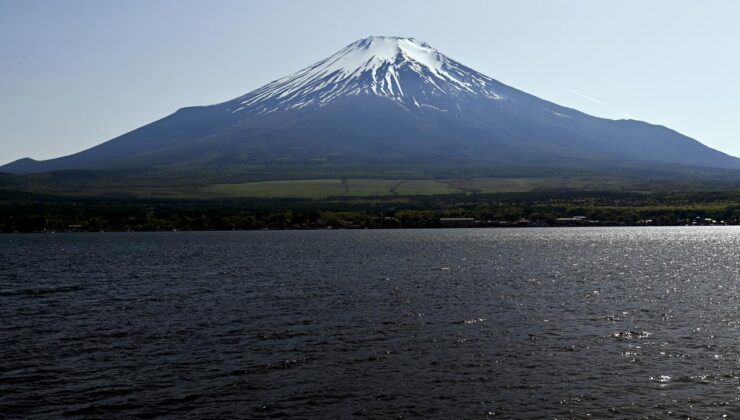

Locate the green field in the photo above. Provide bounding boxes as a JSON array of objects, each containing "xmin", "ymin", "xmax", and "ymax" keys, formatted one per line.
[
  {"xmin": 199, "ymin": 176, "xmax": 667, "ymax": 199},
  {"xmin": 1, "ymin": 170, "xmax": 726, "ymax": 200},
  {"xmin": 204, "ymin": 179, "xmax": 347, "ymax": 199},
  {"xmin": 202, "ymin": 178, "xmax": 466, "ymax": 198}
]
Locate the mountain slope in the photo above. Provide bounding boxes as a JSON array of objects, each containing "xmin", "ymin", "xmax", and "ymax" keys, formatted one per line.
[{"xmin": 3, "ymin": 36, "xmax": 739, "ymax": 174}]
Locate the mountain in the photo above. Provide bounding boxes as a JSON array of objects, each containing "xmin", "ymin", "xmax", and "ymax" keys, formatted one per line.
[{"xmin": 3, "ymin": 36, "xmax": 739, "ymax": 175}]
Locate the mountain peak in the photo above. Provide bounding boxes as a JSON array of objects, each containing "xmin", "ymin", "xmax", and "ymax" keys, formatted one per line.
[
  {"xmin": 229, "ymin": 36, "xmax": 502, "ymax": 115},
  {"xmin": 354, "ymin": 35, "xmax": 423, "ymax": 43},
  {"xmin": 338, "ymin": 36, "xmax": 442, "ymax": 74},
  {"xmin": 348, "ymin": 35, "xmax": 431, "ymax": 56}
]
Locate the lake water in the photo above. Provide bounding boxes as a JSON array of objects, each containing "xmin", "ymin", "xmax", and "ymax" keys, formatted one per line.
[{"xmin": 2, "ymin": 228, "xmax": 740, "ymax": 418}]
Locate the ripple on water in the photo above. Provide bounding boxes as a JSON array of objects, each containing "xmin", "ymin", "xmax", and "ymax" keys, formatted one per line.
[{"xmin": 2, "ymin": 227, "xmax": 740, "ymax": 418}]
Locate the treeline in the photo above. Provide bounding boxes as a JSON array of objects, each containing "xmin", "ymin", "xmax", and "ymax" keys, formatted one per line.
[{"xmin": 3, "ymin": 191, "xmax": 740, "ymax": 232}]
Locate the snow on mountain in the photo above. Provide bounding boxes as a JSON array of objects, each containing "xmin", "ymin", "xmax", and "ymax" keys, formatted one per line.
[{"xmin": 228, "ymin": 36, "xmax": 505, "ymax": 115}]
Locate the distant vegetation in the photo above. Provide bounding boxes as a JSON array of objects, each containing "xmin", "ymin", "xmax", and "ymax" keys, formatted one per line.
[{"xmin": 3, "ymin": 186, "xmax": 740, "ymax": 232}]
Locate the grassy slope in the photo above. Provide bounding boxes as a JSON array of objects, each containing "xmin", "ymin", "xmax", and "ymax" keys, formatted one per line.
[
  {"xmin": 199, "ymin": 176, "xmax": 716, "ymax": 199},
  {"xmin": 2, "ymin": 168, "xmax": 737, "ymax": 199},
  {"xmin": 202, "ymin": 178, "xmax": 461, "ymax": 198}
]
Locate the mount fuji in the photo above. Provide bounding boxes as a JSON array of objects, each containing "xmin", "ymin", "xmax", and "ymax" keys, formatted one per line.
[{"xmin": 3, "ymin": 36, "xmax": 739, "ymax": 174}]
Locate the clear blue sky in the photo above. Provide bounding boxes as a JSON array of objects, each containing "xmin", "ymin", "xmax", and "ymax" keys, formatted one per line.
[{"xmin": 1, "ymin": 0, "xmax": 739, "ymax": 165}]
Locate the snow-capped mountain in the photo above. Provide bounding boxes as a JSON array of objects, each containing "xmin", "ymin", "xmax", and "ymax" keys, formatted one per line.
[
  {"xmin": 3, "ymin": 36, "xmax": 740, "ymax": 174},
  {"xmin": 229, "ymin": 36, "xmax": 504, "ymax": 115}
]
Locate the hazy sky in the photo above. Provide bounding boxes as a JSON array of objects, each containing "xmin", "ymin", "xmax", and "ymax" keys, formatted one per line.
[{"xmin": 1, "ymin": 0, "xmax": 739, "ymax": 165}]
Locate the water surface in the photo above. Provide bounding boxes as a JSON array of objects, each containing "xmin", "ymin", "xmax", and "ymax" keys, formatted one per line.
[{"xmin": 2, "ymin": 228, "xmax": 740, "ymax": 418}]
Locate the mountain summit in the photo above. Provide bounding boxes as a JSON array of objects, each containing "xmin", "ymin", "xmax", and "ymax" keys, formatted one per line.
[
  {"xmin": 3, "ymin": 36, "xmax": 739, "ymax": 174},
  {"xmin": 232, "ymin": 36, "xmax": 504, "ymax": 115}
]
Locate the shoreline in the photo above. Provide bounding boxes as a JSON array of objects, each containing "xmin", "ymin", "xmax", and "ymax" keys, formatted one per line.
[{"xmin": 3, "ymin": 224, "xmax": 737, "ymax": 234}]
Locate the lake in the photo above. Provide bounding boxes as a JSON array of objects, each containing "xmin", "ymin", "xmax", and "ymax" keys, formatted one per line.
[{"xmin": 2, "ymin": 228, "xmax": 740, "ymax": 418}]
